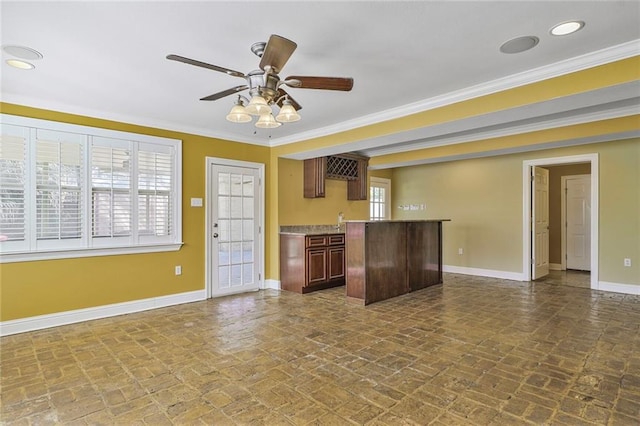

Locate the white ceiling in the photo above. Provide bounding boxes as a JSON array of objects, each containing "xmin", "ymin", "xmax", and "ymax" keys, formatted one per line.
[{"xmin": 2, "ymin": 1, "xmax": 639, "ymax": 162}]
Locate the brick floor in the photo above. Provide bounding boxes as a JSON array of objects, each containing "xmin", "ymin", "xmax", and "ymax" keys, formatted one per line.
[{"xmin": 1, "ymin": 272, "xmax": 639, "ymax": 425}]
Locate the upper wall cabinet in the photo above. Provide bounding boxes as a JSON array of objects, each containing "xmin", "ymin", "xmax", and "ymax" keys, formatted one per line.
[{"xmin": 304, "ymin": 153, "xmax": 369, "ymax": 200}]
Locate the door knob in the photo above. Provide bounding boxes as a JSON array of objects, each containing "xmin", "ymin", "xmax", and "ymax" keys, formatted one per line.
[{"xmin": 213, "ymin": 233, "xmax": 219, "ymax": 238}]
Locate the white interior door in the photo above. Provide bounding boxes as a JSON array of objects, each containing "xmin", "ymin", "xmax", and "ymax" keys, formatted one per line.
[
  {"xmin": 566, "ymin": 175, "xmax": 591, "ymax": 271},
  {"xmin": 210, "ymin": 163, "xmax": 261, "ymax": 297},
  {"xmin": 532, "ymin": 166, "xmax": 550, "ymax": 279}
]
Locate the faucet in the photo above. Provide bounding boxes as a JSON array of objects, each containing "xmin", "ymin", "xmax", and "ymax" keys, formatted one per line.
[{"xmin": 337, "ymin": 212, "xmax": 344, "ymax": 230}]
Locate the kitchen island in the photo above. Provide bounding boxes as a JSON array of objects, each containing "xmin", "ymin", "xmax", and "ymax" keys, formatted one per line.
[{"xmin": 345, "ymin": 220, "xmax": 449, "ymax": 305}]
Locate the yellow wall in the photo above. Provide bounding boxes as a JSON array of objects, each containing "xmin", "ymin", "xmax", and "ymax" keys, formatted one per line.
[
  {"xmin": 2, "ymin": 55, "xmax": 639, "ymax": 323},
  {"xmin": 0, "ymin": 103, "xmax": 271, "ymax": 321},
  {"xmin": 277, "ymin": 158, "xmax": 369, "ymax": 226},
  {"xmin": 392, "ymin": 138, "xmax": 640, "ymax": 286}
]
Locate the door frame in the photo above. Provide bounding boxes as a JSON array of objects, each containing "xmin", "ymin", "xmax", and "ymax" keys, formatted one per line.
[
  {"xmin": 561, "ymin": 174, "xmax": 591, "ymax": 271},
  {"xmin": 369, "ymin": 176, "xmax": 392, "ymax": 220},
  {"xmin": 205, "ymin": 157, "xmax": 265, "ymax": 298},
  {"xmin": 522, "ymin": 154, "xmax": 598, "ymax": 289}
]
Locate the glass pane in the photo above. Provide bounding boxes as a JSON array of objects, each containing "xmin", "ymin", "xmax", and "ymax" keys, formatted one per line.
[
  {"xmin": 242, "ymin": 220, "xmax": 254, "ymax": 241},
  {"xmin": 218, "ymin": 242, "xmax": 230, "ymax": 265},
  {"xmin": 230, "ymin": 196, "xmax": 242, "ymax": 217},
  {"xmin": 231, "ymin": 265, "xmax": 242, "ymax": 286},
  {"xmin": 218, "ymin": 219, "xmax": 229, "ymax": 242},
  {"xmin": 218, "ymin": 266, "xmax": 230, "ymax": 289},
  {"xmin": 242, "ymin": 176, "xmax": 254, "ymax": 197},
  {"xmin": 230, "ymin": 242, "xmax": 242, "ymax": 264},
  {"xmin": 218, "ymin": 173, "xmax": 230, "ymax": 195},
  {"xmin": 242, "ymin": 242, "xmax": 253, "ymax": 263},
  {"xmin": 218, "ymin": 196, "xmax": 230, "ymax": 219},
  {"xmin": 230, "ymin": 174, "xmax": 242, "ymax": 196},
  {"xmin": 242, "ymin": 197, "xmax": 253, "ymax": 219},
  {"xmin": 243, "ymin": 263, "xmax": 253, "ymax": 285},
  {"xmin": 230, "ymin": 219, "xmax": 242, "ymax": 241}
]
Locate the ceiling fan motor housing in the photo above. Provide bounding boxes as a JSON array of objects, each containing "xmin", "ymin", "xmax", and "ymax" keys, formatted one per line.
[{"xmin": 247, "ymin": 70, "xmax": 280, "ymax": 103}]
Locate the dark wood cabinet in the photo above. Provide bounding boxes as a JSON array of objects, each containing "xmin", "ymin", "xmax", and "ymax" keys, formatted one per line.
[
  {"xmin": 346, "ymin": 221, "xmax": 446, "ymax": 305},
  {"xmin": 280, "ymin": 233, "xmax": 345, "ymax": 293},
  {"xmin": 347, "ymin": 157, "xmax": 369, "ymax": 200},
  {"xmin": 304, "ymin": 155, "xmax": 368, "ymax": 200},
  {"xmin": 303, "ymin": 157, "xmax": 326, "ymax": 198}
]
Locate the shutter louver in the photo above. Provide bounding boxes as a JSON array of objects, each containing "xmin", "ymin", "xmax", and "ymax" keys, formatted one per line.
[
  {"xmin": 138, "ymin": 148, "xmax": 173, "ymax": 237},
  {"xmin": 0, "ymin": 128, "xmax": 27, "ymax": 242},
  {"xmin": 35, "ymin": 135, "xmax": 83, "ymax": 241},
  {"xmin": 91, "ymin": 144, "xmax": 132, "ymax": 238}
]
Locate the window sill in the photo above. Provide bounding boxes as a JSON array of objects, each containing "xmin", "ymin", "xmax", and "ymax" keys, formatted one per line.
[{"xmin": 0, "ymin": 243, "xmax": 184, "ymax": 263}]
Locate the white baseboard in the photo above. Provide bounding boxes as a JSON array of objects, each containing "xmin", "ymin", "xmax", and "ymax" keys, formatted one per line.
[
  {"xmin": 443, "ymin": 265, "xmax": 526, "ymax": 281},
  {"xmin": 597, "ymin": 281, "xmax": 640, "ymax": 295},
  {"xmin": 0, "ymin": 289, "xmax": 207, "ymax": 337},
  {"xmin": 264, "ymin": 279, "xmax": 281, "ymax": 290},
  {"xmin": 549, "ymin": 263, "xmax": 563, "ymax": 271}
]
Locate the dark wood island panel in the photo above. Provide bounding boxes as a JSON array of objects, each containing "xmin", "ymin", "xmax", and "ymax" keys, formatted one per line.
[{"xmin": 346, "ymin": 220, "xmax": 448, "ymax": 305}]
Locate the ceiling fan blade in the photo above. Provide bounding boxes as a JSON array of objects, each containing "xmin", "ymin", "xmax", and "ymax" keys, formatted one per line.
[
  {"xmin": 286, "ymin": 76, "xmax": 354, "ymax": 91},
  {"xmin": 276, "ymin": 88, "xmax": 302, "ymax": 111},
  {"xmin": 167, "ymin": 54, "xmax": 246, "ymax": 78},
  {"xmin": 200, "ymin": 85, "xmax": 248, "ymax": 101},
  {"xmin": 259, "ymin": 35, "xmax": 297, "ymax": 73}
]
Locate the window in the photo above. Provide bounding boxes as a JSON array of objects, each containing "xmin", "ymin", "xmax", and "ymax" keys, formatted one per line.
[
  {"xmin": 370, "ymin": 177, "xmax": 391, "ymax": 220},
  {"xmin": 0, "ymin": 114, "xmax": 182, "ymax": 262}
]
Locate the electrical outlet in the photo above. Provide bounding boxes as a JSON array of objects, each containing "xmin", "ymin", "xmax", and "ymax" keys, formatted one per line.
[
  {"xmin": 624, "ymin": 258, "xmax": 631, "ymax": 267},
  {"xmin": 175, "ymin": 265, "xmax": 182, "ymax": 275},
  {"xmin": 458, "ymin": 248, "xmax": 464, "ymax": 255}
]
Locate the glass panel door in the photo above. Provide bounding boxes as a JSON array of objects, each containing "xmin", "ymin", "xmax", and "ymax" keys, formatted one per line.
[{"xmin": 211, "ymin": 164, "xmax": 260, "ymax": 296}]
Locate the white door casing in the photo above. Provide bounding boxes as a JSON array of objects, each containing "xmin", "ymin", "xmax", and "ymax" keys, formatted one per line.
[
  {"xmin": 205, "ymin": 158, "xmax": 264, "ymax": 298},
  {"xmin": 522, "ymin": 154, "xmax": 598, "ymax": 290},
  {"xmin": 532, "ymin": 166, "xmax": 550, "ymax": 279},
  {"xmin": 370, "ymin": 177, "xmax": 391, "ymax": 220},
  {"xmin": 564, "ymin": 175, "xmax": 591, "ymax": 271}
]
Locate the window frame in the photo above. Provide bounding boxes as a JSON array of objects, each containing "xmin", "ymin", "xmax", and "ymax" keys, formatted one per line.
[
  {"xmin": 369, "ymin": 176, "xmax": 391, "ymax": 221},
  {"xmin": 0, "ymin": 114, "xmax": 183, "ymax": 263}
]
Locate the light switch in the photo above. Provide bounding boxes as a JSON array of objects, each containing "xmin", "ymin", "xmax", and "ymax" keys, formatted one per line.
[{"xmin": 190, "ymin": 198, "xmax": 203, "ymax": 207}]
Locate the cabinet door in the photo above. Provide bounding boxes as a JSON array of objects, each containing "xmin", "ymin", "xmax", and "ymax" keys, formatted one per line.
[
  {"xmin": 306, "ymin": 249, "xmax": 327, "ymax": 285},
  {"xmin": 347, "ymin": 158, "xmax": 369, "ymax": 200},
  {"xmin": 304, "ymin": 157, "xmax": 326, "ymax": 198},
  {"xmin": 328, "ymin": 246, "xmax": 345, "ymax": 280}
]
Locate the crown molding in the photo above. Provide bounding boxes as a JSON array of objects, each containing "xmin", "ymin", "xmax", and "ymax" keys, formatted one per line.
[
  {"xmin": 369, "ymin": 131, "xmax": 640, "ymax": 170},
  {"xmin": 269, "ymin": 39, "xmax": 640, "ymax": 148},
  {"xmin": 364, "ymin": 104, "xmax": 640, "ymax": 157},
  {"xmin": 0, "ymin": 95, "xmax": 273, "ymax": 147}
]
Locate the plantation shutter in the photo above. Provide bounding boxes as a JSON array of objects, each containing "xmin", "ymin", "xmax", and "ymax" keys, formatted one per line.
[
  {"xmin": 138, "ymin": 143, "xmax": 174, "ymax": 240},
  {"xmin": 91, "ymin": 138, "xmax": 132, "ymax": 243},
  {"xmin": 0, "ymin": 124, "xmax": 28, "ymax": 250},
  {"xmin": 35, "ymin": 129, "xmax": 84, "ymax": 249}
]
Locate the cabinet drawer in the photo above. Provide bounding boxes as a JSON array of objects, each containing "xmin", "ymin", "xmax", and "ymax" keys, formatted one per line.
[
  {"xmin": 328, "ymin": 234, "xmax": 345, "ymax": 245},
  {"xmin": 306, "ymin": 236, "xmax": 328, "ymax": 248}
]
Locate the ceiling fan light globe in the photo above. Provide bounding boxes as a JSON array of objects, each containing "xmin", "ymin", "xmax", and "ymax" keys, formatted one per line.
[
  {"xmin": 276, "ymin": 103, "xmax": 301, "ymax": 122},
  {"xmin": 245, "ymin": 95, "xmax": 272, "ymax": 115},
  {"xmin": 226, "ymin": 104, "xmax": 252, "ymax": 123},
  {"xmin": 255, "ymin": 113, "xmax": 282, "ymax": 129}
]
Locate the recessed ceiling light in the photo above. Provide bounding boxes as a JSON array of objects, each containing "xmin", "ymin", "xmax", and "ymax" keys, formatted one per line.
[
  {"xmin": 500, "ymin": 36, "xmax": 539, "ymax": 54},
  {"xmin": 550, "ymin": 21, "xmax": 585, "ymax": 36},
  {"xmin": 6, "ymin": 59, "xmax": 35, "ymax": 70},
  {"xmin": 2, "ymin": 45, "xmax": 43, "ymax": 60}
]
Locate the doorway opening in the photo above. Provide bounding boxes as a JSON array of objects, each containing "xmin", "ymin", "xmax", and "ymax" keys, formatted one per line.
[{"xmin": 522, "ymin": 154, "xmax": 598, "ymax": 289}]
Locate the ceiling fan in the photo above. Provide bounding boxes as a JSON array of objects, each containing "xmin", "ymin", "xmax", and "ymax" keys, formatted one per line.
[{"xmin": 167, "ymin": 34, "xmax": 354, "ymax": 128}]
